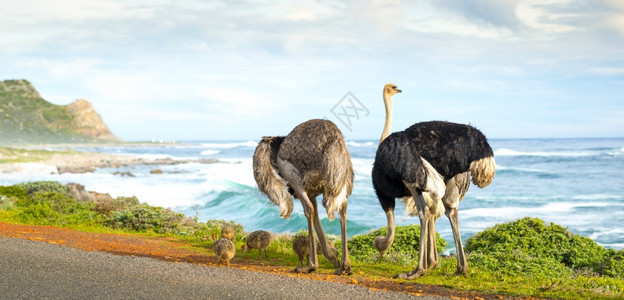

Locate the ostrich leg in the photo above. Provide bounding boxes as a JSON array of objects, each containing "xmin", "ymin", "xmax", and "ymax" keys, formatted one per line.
[
  {"xmin": 442, "ymin": 172, "xmax": 470, "ymax": 275},
  {"xmin": 290, "ymin": 186, "xmax": 319, "ymax": 273},
  {"xmin": 446, "ymin": 206, "xmax": 468, "ymax": 275},
  {"xmin": 396, "ymin": 192, "xmax": 430, "ymax": 279},
  {"xmin": 312, "ymin": 199, "xmax": 340, "ymax": 268},
  {"xmin": 335, "ymin": 202, "xmax": 352, "ymax": 275},
  {"xmin": 427, "ymin": 213, "xmax": 439, "ymax": 270}
]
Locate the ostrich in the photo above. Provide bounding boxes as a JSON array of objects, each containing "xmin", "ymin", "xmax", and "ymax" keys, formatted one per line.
[
  {"xmin": 292, "ymin": 234, "xmax": 310, "ymax": 267},
  {"xmin": 241, "ymin": 230, "xmax": 272, "ymax": 259},
  {"xmin": 292, "ymin": 234, "xmax": 338, "ymax": 268},
  {"xmin": 372, "ymin": 83, "xmax": 495, "ymax": 279},
  {"xmin": 252, "ymin": 119, "xmax": 353, "ymax": 275},
  {"xmin": 221, "ymin": 225, "xmax": 235, "ymax": 241},
  {"xmin": 213, "ymin": 238, "xmax": 236, "ymax": 267}
]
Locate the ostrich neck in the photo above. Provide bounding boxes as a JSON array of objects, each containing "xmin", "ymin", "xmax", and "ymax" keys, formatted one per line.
[
  {"xmin": 378, "ymin": 208, "xmax": 396, "ymax": 251},
  {"xmin": 379, "ymin": 92, "xmax": 393, "ymax": 145}
]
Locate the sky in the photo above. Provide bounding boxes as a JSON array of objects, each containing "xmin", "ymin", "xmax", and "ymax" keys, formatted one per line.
[{"xmin": 1, "ymin": 0, "xmax": 623, "ymax": 141}]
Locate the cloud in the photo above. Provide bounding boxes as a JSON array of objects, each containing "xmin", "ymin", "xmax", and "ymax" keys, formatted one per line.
[
  {"xmin": 1, "ymin": 0, "xmax": 623, "ymax": 139},
  {"xmin": 198, "ymin": 88, "xmax": 278, "ymax": 118},
  {"xmin": 431, "ymin": 0, "xmax": 522, "ymax": 29},
  {"xmin": 589, "ymin": 67, "xmax": 624, "ymax": 75}
]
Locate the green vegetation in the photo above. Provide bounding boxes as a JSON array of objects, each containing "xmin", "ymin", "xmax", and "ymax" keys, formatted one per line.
[
  {"xmin": 1, "ymin": 181, "xmax": 623, "ymax": 299},
  {"xmin": 465, "ymin": 217, "xmax": 624, "ymax": 279},
  {"xmin": 0, "ymin": 146, "xmax": 74, "ymax": 164},
  {"xmin": 345, "ymin": 224, "xmax": 447, "ymax": 263}
]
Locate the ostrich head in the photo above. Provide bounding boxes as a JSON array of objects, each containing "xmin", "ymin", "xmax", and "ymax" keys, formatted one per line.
[
  {"xmin": 383, "ymin": 83, "xmax": 402, "ymax": 99},
  {"xmin": 374, "ymin": 235, "xmax": 390, "ymax": 257}
]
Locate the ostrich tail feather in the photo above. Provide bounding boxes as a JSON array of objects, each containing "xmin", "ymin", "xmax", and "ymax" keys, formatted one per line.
[
  {"xmin": 420, "ymin": 157, "xmax": 446, "ymax": 200},
  {"xmin": 470, "ymin": 156, "xmax": 496, "ymax": 188},
  {"xmin": 252, "ymin": 136, "xmax": 294, "ymax": 219}
]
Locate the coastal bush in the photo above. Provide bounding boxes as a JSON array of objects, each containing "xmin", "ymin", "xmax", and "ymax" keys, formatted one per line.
[
  {"xmin": 206, "ymin": 219, "xmax": 245, "ymax": 238},
  {"xmin": 603, "ymin": 249, "xmax": 624, "ymax": 279},
  {"xmin": 0, "ymin": 185, "xmax": 28, "ymax": 200},
  {"xmin": 13, "ymin": 191, "xmax": 101, "ymax": 226},
  {"xmin": 346, "ymin": 224, "xmax": 447, "ymax": 262},
  {"xmin": 465, "ymin": 217, "xmax": 619, "ymax": 278},
  {"xmin": 94, "ymin": 196, "xmax": 140, "ymax": 216},
  {"xmin": 105, "ymin": 204, "xmax": 188, "ymax": 234},
  {"xmin": 16, "ymin": 181, "xmax": 71, "ymax": 197}
]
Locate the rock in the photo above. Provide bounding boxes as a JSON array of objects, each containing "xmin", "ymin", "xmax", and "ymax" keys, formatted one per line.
[
  {"xmin": 150, "ymin": 169, "xmax": 163, "ymax": 174},
  {"xmin": 57, "ymin": 165, "xmax": 95, "ymax": 174},
  {"xmin": 65, "ymin": 99, "xmax": 120, "ymax": 141},
  {"xmin": 66, "ymin": 183, "xmax": 96, "ymax": 202},
  {"xmin": 112, "ymin": 171, "xmax": 135, "ymax": 177}
]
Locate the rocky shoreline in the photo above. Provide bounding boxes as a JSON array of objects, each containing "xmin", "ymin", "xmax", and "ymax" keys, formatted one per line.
[{"xmin": 0, "ymin": 150, "xmax": 218, "ymax": 174}]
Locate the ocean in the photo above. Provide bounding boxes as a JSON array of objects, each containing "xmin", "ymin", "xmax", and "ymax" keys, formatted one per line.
[{"xmin": 1, "ymin": 138, "xmax": 623, "ymax": 251}]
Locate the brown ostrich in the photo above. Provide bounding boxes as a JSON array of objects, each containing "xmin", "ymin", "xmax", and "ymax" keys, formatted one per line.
[
  {"xmin": 213, "ymin": 238, "xmax": 235, "ymax": 267},
  {"xmin": 252, "ymin": 119, "xmax": 353, "ymax": 275},
  {"xmin": 241, "ymin": 230, "xmax": 272, "ymax": 259},
  {"xmin": 292, "ymin": 234, "xmax": 338, "ymax": 268},
  {"xmin": 221, "ymin": 225, "xmax": 235, "ymax": 241}
]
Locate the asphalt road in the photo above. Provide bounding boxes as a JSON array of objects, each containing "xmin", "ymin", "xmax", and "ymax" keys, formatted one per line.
[{"xmin": 0, "ymin": 237, "xmax": 447, "ymax": 299}]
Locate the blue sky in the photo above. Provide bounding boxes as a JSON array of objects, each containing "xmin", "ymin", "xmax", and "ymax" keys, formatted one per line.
[{"xmin": 1, "ymin": 0, "xmax": 623, "ymax": 141}]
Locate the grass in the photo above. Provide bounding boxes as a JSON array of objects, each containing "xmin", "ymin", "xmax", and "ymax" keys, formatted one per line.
[
  {"xmin": 0, "ymin": 146, "xmax": 62, "ymax": 163},
  {"xmin": 1, "ymin": 181, "xmax": 623, "ymax": 299}
]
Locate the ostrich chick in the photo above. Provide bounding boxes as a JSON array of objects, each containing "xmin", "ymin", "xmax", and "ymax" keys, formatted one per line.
[
  {"xmin": 242, "ymin": 230, "xmax": 272, "ymax": 259},
  {"xmin": 213, "ymin": 238, "xmax": 235, "ymax": 267},
  {"xmin": 221, "ymin": 225, "xmax": 235, "ymax": 241},
  {"xmin": 292, "ymin": 235, "xmax": 310, "ymax": 267},
  {"xmin": 292, "ymin": 235, "xmax": 338, "ymax": 267}
]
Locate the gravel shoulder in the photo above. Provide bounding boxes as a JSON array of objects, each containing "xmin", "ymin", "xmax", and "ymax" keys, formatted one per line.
[
  {"xmin": 0, "ymin": 236, "xmax": 446, "ymax": 299},
  {"xmin": 0, "ymin": 222, "xmax": 514, "ymax": 299}
]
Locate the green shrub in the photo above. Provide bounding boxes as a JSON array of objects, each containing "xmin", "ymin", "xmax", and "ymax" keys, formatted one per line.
[
  {"xmin": 94, "ymin": 196, "xmax": 140, "ymax": 216},
  {"xmin": 0, "ymin": 185, "xmax": 28, "ymax": 199},
  {"xmin": 13, "ymin": 191, "xmax": 100, "ymax": 226},
  {"xmin": 105, "ymin": 204, "xmax": 188, "ymax": 234},
  {"xmin": 16, "ymin": 181, "xmax": 70, "ymax": 197},
  {"xmin": 347, "ymin": 224, "xmax": 447, "ymax": 262},
  {"xmin": 465, "ymin": 217, "xmax": 617, "ymax": 278},
  {"xmin": 206, "ymin": 219, "xmax": 244, "ymax": 236},
  {"xmin": 603, "ymin": 249, "xmax": 624, "ymax": 279}
]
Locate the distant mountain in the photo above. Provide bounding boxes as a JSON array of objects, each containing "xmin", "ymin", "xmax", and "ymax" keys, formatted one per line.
[{"xmin": 0, "ymin": 79, "xmax": 120, "ymax": 143}]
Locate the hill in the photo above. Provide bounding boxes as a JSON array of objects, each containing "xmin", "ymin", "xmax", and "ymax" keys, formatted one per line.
[{"xmin": 0, "ymin": 79, "xmax": 119, "ymax": 143}]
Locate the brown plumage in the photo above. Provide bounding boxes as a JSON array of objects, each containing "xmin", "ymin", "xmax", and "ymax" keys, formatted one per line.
[
  {"xmin": 221, "ymin": 225, "xmax": 235, "ymax": 241},
  {"xmin": 252, "ymin": 119, "xmax": 353, "ymax": 275},
  {"xmin": 292, "ymin": 235, "xmax": 338, "ymax": 267},
  {"xmin": 213, "ymin": 238, "xmax": 235, "ymax": 267},
  {"xmin": 292, "ymin": 235, "xmax": 309, "ymax": 267},
  {"xmin": 241, "ymin": 230, "xmax": 272, "ymax": 259}
]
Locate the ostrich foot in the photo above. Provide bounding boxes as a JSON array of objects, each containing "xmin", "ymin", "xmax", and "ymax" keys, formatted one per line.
[
  {"xmin": 333, "ymin": 264, "xmax": 352, "ymax": 275},
  {"xmin": 294, "ymin": 265, "xmax": 317, "ymax": 273},
  {"xmin": 394, "ymin": 268, "xmax": 427, "ymax": 280}
]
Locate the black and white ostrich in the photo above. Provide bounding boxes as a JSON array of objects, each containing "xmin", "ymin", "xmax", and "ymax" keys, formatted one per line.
[
  {"xmin": 372, "ymin": 83, "xmax": 495, "ymax": 279},
  {"xmin": 252, "ymin": 119, "xmax": 353, "ymax": 275}
]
